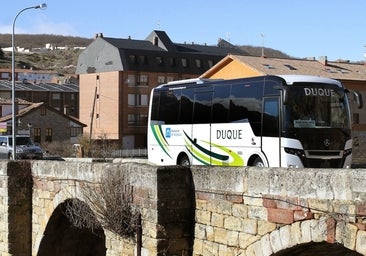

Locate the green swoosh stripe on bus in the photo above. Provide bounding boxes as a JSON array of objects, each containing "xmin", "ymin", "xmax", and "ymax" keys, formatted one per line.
[
  {"xmin": 183, "ymin": 131, "xmax": 244, "ymax": 166},
  {"xmin": 151, "ymin": 125, "xmax": 171, "ymax": 158},
  {"xmin": 183, "ymin": 131, "xmax": 228, "ymax": 161},
  {"xmin": 210, "ymin": 141, "xmax": 244, "ymax": 166}
]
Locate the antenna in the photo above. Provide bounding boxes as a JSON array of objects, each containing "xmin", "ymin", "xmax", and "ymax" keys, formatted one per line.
[
  {"xmin": 226, "ymin": 32, "xmax": 231, "ymax": 42},
  {"xmin": 260, "ymin": 33, "xmax": 265, "ymax": 57}
]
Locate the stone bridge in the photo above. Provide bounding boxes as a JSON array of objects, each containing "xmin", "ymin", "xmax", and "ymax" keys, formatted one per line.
[{"xmin": 0, "ymin": 160, "xmax": 366, "ymax": 255}]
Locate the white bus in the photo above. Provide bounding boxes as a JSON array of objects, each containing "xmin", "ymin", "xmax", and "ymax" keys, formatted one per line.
[{"xmin": 147, "ymin": 75, "xmax": 362, "ymax": 168}]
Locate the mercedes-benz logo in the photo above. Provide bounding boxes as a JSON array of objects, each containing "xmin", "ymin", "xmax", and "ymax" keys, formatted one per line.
[{"xmin": 324, "ymin": 138, "xmax": 331, "ymax": 147}]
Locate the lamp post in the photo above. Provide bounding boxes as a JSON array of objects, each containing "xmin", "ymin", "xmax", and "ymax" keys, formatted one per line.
[{"xmin": 11, "ymin": 3, "xmax": 47, "ymax": 159}]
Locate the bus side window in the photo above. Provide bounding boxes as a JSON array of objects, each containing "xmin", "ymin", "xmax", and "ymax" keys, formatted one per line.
[
  {"xmin": 229, "ymin": 81, "xmax": 263, "ymax": 135},
  {"xmin": 150, "ymin": 91, "xmax": 160, "ymax": 121},
  {"xmin": 212, "ymin": 85, "xmax": 230, "ymax": 123},
  {"xmin": 159, "ymin": 90, "xmax": 180, "ymax": 124},
  {"xmin": 180, "ymin": 88, "xmax": 194, "ymax": 124},
  {"xmin": 193, "ymin": 90, "xmax": 213, "ymax": 124},
  {"xmin": 263, "ymin": 98, "xmax": 279, "ymax": 136}
]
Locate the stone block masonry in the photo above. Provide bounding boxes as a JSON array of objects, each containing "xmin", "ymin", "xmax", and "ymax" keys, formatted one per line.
[
  {"xmin": 0, "ymin": 160, "xmax": 366, "ymax": 255},
  {"xmin": 190, "ymin": 166, "xmax": 366, "ymax": 256}
]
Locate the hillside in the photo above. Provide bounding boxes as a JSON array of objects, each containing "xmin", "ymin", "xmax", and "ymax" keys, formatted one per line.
[
  {"xmin": 0, "ymin": 34, "xmax": 291, "ymax": 74},
  {"xmin": 0, "ymin": 34, "xmax": 93, "ymax": 49}
]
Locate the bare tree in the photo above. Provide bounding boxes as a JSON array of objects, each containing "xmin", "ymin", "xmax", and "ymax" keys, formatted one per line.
[{"xmin": 64, "ymin": 171, "xmax": 140, "ymax": 240}]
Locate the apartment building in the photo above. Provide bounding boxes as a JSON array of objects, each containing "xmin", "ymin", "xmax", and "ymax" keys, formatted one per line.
[{"xmin": 76, "ymin": 30, "xmax": 247, "ymax": 149}]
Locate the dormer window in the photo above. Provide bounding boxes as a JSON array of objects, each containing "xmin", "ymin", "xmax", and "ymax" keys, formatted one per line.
[
  {"xmin": 208, "ymin": 60, "xmax": 214, "ymax": 68},
  {"xmin": 284, "ymin": 64, "xmax": 297, "ymax": 70},
  {"xmin": 139, "ymin": 55, "xmax": 148, "ymax": 65},
  {"xmin": 156, "ymin": 56, "xmax": 164, "ymax": 65},
  {"xmin": 195, "ymin": 59, "xmax": 202, "ymax": 68},
  {"xmin": 263, "ymin": 64, "xmax": 275, "ymax": 69},
  {"xmin": 129, "ymin": 55, "xmax": 137, "ymax": 64},
  {"xmin": 169, "ymin": 58, "xmax": 176, "ymax": 67}
]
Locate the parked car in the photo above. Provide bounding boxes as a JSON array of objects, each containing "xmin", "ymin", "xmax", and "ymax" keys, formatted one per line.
[{"xmin": 0, "ymin": 135, "xmax": 43, "ymax": 160}]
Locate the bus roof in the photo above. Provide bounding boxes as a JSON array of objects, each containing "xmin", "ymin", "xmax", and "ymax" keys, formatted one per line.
[
  {"xmin": 155, "ymin": 77, "xmax": 224, "ymax": 89},
  {"xmin": 154, "ymin": 75, "xmax": 343, "ymax": 90},
  {"xmin": 278, "ymin": 74, "xmax": 343, "ymax": 87}
]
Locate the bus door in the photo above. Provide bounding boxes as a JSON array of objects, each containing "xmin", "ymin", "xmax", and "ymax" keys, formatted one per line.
[
  {"xmin": 261, "ymin": 97, "xmax": 281, "ymax": 167},
  {"xmin": 192, "ymin": 89, "xmax": 213, "ymax": 165}
]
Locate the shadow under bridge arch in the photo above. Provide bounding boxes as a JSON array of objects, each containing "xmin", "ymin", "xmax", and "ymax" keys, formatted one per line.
[{"xmin": 38, "ymin": 198, "xmax": 106, "ymax": 256}]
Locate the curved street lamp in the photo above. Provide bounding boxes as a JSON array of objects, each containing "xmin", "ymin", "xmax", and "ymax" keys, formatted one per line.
[{"xmin": 11, "ymin": 3, "xmax": 47, "ymax": 159}]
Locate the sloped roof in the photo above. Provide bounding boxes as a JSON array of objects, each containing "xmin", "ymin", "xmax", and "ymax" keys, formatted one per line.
[
  {"xmin": 102, "ymin": 37, "xmax": 165, "ymax": 51},
  {"xmin": 0, "ymin": 80, "xmax": 78, "ymax": 92},
  {"xmin": 76, "ymin": 30, "xmax": 248, "ymax": 74},
  {"xmin": 0, "ymin": 102, "xmax": 86, "ymax": 127},
  {"xmin": 202, "ymin": 54, "xmax": 366, "ymax": 81}
]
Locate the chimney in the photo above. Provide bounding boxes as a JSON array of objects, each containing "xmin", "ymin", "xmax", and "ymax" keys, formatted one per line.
[
  {"xmin": 95, "ymin": 33, "xmax": 104, "ymax": 39},
  {"xmin": 153, "ymin": 36, "xmax": 158, "ymax": 46},
  {"xmin": 319, "ymin": 56, "xmax": 328, "ymax": 66}
]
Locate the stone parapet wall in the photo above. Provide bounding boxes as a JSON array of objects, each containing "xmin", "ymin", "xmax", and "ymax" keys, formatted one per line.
[
  {"xmin": 31, "ymin": 161, "xmax": 194, "ymax": 256},
  {"xmin": 0, "ymin": 161, "xmax": 9, "ymax": 255},
  {"xmin": 190, "ymin": 166, "xmax": 366, "ymax": 255},
  {"xmin": 1, "ymin": 160, "xmax": 366, "ymax": 255}
]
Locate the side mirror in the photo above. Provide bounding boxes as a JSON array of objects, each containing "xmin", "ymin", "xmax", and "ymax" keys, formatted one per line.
[
  {"xmin": 346, "ymin": 89, "xmax": 363, "ymax": 109},
  {"xmin": 354, "ymin": 91, "xmax": 363, "ymax": 109},
  {"xmin": 282, "ymin": 90, "xmax": 288, "ymax": 105}
]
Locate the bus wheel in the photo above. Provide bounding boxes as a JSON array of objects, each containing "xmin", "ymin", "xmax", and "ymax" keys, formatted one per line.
[
  {"xmin": 253, "ymin": 157, "xmax": 264, "ymax": 167},
  {"xmin": 179, "ymin": 154, "xmax": 190, "ymax": 166}
]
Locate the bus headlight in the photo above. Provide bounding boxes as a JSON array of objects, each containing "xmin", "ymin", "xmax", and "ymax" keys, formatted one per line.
[
  {"xmin": 284, "ymin": 147, "xmax": 305, "ymax": 158},
  {"xmin": 343, "ymin": 148, "xmax": 352, "ymax": 156}
]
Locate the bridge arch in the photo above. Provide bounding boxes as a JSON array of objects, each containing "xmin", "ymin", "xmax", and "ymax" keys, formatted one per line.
[
  {"xmin": 272, "ymin": 242, "xmax": 362, "ymax": 255},
  {"xmin": 32, "ymin": 180, "xmax": 107, "ymax": 255},
  {"xmin": 37, "ymin": 198, "xmax": 106, "ymax": 256},
  {"xmin": 245, "ymin": 218, "xmax": 365, "ymax": 255}
]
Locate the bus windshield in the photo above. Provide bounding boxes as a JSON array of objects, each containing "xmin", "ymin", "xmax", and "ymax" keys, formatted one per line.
[{"xmin": 284, "ymin": 84, "xmax": 350, "ymax": 129}]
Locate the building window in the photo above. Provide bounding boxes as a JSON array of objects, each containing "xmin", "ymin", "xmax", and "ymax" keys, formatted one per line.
[
  {"xmin": 139, "ymin": 55, "xmax": 148, "ymax": 65},
  {"xmin": 40, "ymin": 106, "xmax": 46, "ymax": 116},
  {"xmin": 195, "ymin": 59, "xmax": 202, "ymax": 68},
  {"xmin": 1, "ymin": 73, "xmax": 9, "ymax": 79},
  {"xmin": 208, "ymin": 60, "xmax": 214, "ymax": 68},
  {"xmin": 167, "ymin": 76, "xmax": 174, "ymax": 82},
  {"xmin": 181, "ymin": 58, "xmax": 188, "ymax": 67},
  {"xmin": 156, "ymin": 56, "xmax": 163, "ymax": 65},
  {"xmin": 45, "ymin": 128, "xmax": 52, "ymax": 142},
  {"xmin": 70, "ymin": 127, "xmax": 83, "ymax": 137},
  {"xmin": 128, "ymin": 114, "xmax": 137, "ymax": 125},
  {"xmin": 353, "ymin": 113, "xmax": 360, "ymax": 124},
  {"xmin": 169, "ymin": 58, "xmax": 176, "ymax": 67},
  {"xmin": 128, "ymin": 114, "xmax": 148, "ymax": 126},
  {"xmin": 127, "ymin": 75, "xmax": 136, "ymax": 86},
  {"xmin": 128, "ymin": 94, "xmax": 135, "ymax": 106},
  {"xmin": 128, "ymin": 94, "xmax": 148, "ymax": 106},
  {"xmin": 129, "ymin": 55, "xmax": 137, "ymax": 64},
  {"xmin": 158, "ymin": 76, "xmax": 165, "ymax": 84},
  {"xmin": 33, "ymin": 128, "xmax": 41, "ymax": 144},
  {"xmin": 138, "ymin": 75, "xmax": 148, "ymax": 86},
  {"xmin": 52, "ymin": 93, "xmax": 61, "ymax": 100}
]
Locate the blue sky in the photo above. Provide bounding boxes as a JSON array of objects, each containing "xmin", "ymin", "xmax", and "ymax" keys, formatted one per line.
[{"xmin": 2, "ymin": 1, "xmax": 366, "ymax": 61}]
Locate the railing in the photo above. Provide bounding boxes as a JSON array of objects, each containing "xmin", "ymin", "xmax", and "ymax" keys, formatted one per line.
[{"xmin": 111, "ymin": 148, "xmax": 147, "ymax": 158}]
